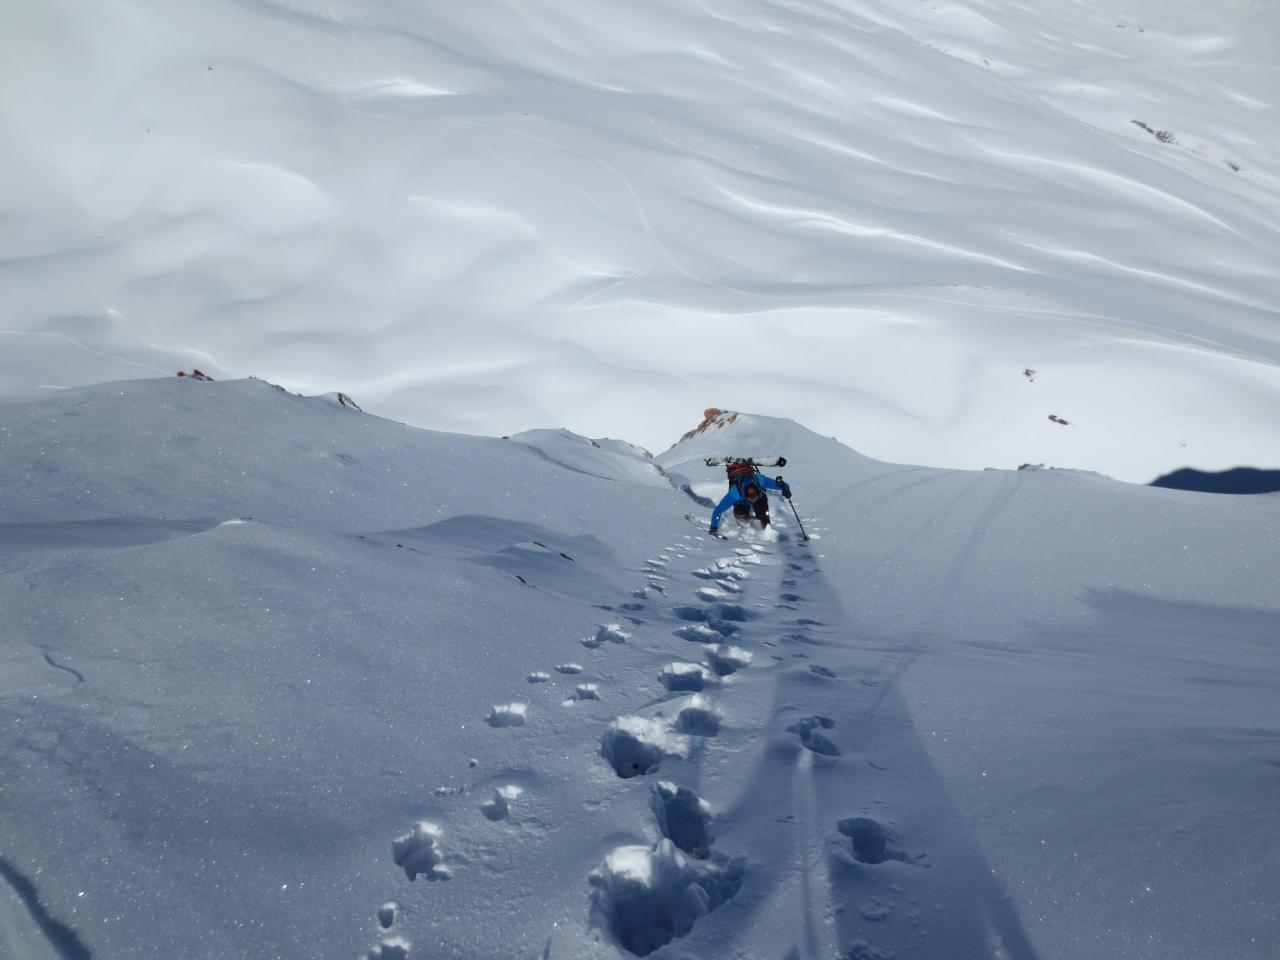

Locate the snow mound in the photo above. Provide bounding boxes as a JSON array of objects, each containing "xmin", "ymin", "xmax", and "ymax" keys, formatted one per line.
[
  {"xmin": 485, "ymin": 703, "xmax": 528, "ymax": 728},
  {"xmin": 480, "ymin": 786, "xmax": 524, "ymax": 822},
  {"xmin": 584, "ymin": 622, "xmax": 632, "ymax": 648},
  {"xmin": 704, "ymin": 644, "xmax": 752, "ymax": 676},
  {"xmin": 659, "ymin": 663, "xmax": 710, "ymax": 692},
  {"xmin": 595, "ymin": 623, "xmax": 631, "ymax": 644},
  {"xmin": 366, "ymin": 937, "xmax": 410, "ymax": 960},
  {"xmin": 650, "ymin": 782, "xmax": 715, "ymax": 859},
  {"xmin": 600, "ymin": 716, "xmax": 688, "ymax": 779},
  {"xmin": 391, "ymin": 823, "xmax": 449, "ymax": 881},
  {"xmin": 837, "ymin": 817, "xmax": 902, "ymax": 866},
  {"xmin": 674, "ymin": 624, "xmax": 720, "ymax": 643},
  {"xmin": 674, "ymin": 695, "xmax": 722, "ymax": 737},
  {"xmin": 377, "ymin": 903, "xmax": 397, "ymax": 929},
  {"xmin": 788, "ymin": 716, "xmax": 840, "ymax": 756},
  {"xmin": 588, "ymin": 839, "xmax": 744, "ymax": 957}
]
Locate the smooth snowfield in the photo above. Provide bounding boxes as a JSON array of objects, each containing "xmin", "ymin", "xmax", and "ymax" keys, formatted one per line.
[
  {"xmin": 3, "ymin": 0, "xmax": 1280, "ymax": 482},
  {"xmin": 2, "ymin": 380, "xmax": 1278, "ymax": 959}
]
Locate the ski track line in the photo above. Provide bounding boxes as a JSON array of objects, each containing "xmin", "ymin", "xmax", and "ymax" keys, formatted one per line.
[
  {"xmin": 712, "ymin": 523, "xmax": 863, "ymax": 954},
  {"xmin": 717, "ymin": 537, "xmax": 889, "ymax": 956},
  {"xmin": 40, "ymin": 652, "xmax": 86, "ymax": 684},
  {"xmin": 793, "ymin": 727, "xmax": 833, "ymax": 959},
  {"xmin": 818, "ymin": 474, "xmax": 1031, "ymax": 957},
  {"xmin": 803, "ymin": 471, "xmax": 993, "ymax": 716},
  {"xmin": 837, "ymin": 471, "xmax": 988, "ymax": 643},
  {"xmin": 711, "ymin": 474, "xmax": 1025, "ymax": 958},
  {"xmin": 841, "ymin": 471, "xmax": 1020, "ymax": 718},
  {"xmin": 0, "ymin": 330, "xmax": 173, "ymax": 377},
  {"xmin": 810, "ymin": 464, "xmax": 1020, "ymax": 709},
  {"xmin": 825, "ymin": 476, "xmax": 1040, "ymax": 959}
]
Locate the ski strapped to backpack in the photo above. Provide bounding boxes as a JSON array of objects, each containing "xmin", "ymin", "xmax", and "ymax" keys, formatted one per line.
[
  {"xmin": 726, "ymin": 461, "xmax": 758, "ymax": 490},
  {"xmin": 707, "ymin": 457, "xmax": 786, "ymax": 493},
  {"xmin": 703, "ymin": 456, "xmax": 786, "ymax": 468}
]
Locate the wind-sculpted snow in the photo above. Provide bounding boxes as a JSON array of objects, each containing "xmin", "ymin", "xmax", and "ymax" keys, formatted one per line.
[{"xmin": 4, "ymin": 0, "xmax": 1280, "ymax": 482}]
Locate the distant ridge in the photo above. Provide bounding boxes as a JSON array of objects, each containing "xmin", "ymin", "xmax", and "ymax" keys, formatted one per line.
[{"xmin": 1151, "ymin": 467, "xmax": 1280, "ymax": 495}]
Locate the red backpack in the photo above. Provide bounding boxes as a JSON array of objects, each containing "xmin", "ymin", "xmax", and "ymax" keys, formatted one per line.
[{"xmin": 726, "ymin": 461, "xmax": 760, "ymax": 493}]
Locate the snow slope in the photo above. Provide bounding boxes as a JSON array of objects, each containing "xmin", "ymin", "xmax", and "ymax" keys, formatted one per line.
[
  {"xmin": 3, "ymin": 0, "xmax": 1280, "ymax": 482},
  {"xmin": 2, "ymin": 380, "xmax": 1277, "ymax": 959}
]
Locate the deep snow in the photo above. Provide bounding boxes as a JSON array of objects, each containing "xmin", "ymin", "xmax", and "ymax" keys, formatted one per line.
[
  {"xmin": 2, "ymin": 379, "xmax": 1277, "ymax": 959},
  {"xmin": 2, "ymin": 0, "xmax": 1280, "ymax": 482}
]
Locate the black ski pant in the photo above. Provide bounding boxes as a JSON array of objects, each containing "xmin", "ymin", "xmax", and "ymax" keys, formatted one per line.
[{"xmin": 732, "ymin": 495, "xmax": 770, "ymax": 526}]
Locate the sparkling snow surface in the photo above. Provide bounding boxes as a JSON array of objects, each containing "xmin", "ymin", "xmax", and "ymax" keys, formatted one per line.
[
  {"xmin": 3, "ymin": 1, "xmax": 1280, "ymax": 481},
  {"xmin": 1, "ymin": 380, "xmax": 1277, "ymax": 958}
]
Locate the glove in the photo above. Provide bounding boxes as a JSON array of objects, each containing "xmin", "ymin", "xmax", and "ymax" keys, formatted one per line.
[
  {"xmin": 708, "ymin": 526, "xmax": 719, "ymax": 535},
  {"xmin": 779, "ymin": 480, "xmax": 792, "ymax": 499}
]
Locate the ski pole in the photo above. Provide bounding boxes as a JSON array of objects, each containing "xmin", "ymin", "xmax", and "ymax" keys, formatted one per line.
[
  {"xmin": 775, "ymin": 475, "xmax": 810, "ymax": 541},
  {"xmin": 785, "ymin": 496, "xmax": 810, "ymax": 541}
]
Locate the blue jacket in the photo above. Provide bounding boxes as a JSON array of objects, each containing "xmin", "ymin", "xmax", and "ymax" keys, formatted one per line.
[{"xmin": 710, "ymin": 474, "xmax": 787, "ymax": 530}]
